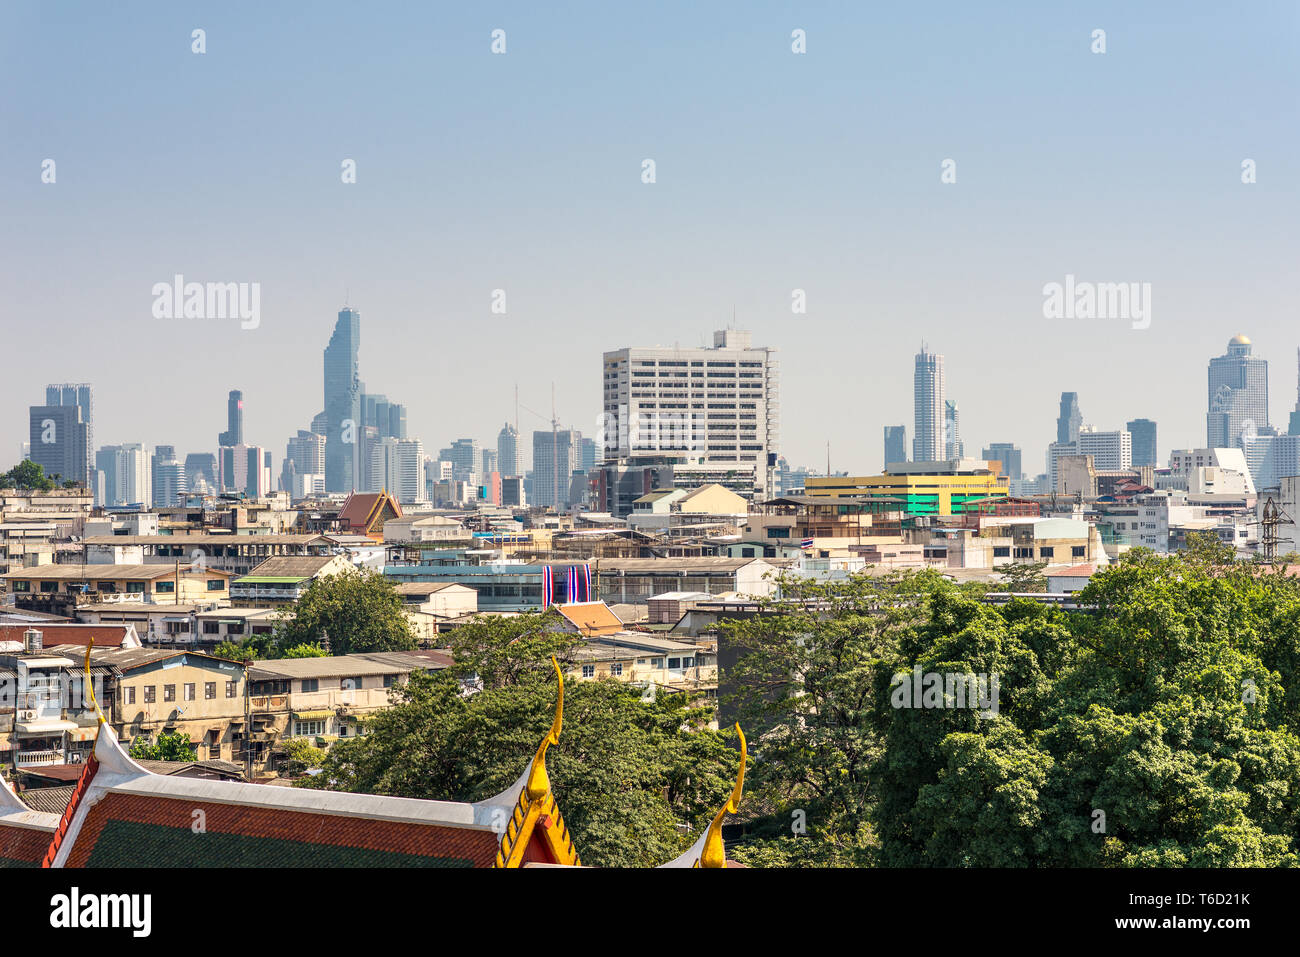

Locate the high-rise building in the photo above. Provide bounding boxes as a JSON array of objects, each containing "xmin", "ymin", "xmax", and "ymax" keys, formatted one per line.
[
  {"xmin": 447, "ymin": 438, "xmax": 481, "ymax": 484},
  {"xmin": 1076, "ymin": 427, "xmax": 1132, "ymax": 471},
  {"xmin": 44, "ymin": 383, "xmax": 93, "ymax": 482},
  {"xmin": 29, "ymin": 404, "xmax": 89, "ymax": 487},
  {"xmin": 883, "ymin": 426, "xmax": 907, "ymax": 469},
  {"xmin": 369, "ymin": 437, "xmax": 425, "ymax": 503},
  {"xmin": 982, "ymin": 443, "xmax": 1022, "ymax": 481},
  {"xmin": 96, "ymin": 444, "xmax": 150, "ymax": 507},
  {"xmin": 912, "ymin": 347, "xmax": 945, "ymax": 462},
  {"xmin": 324, "ymin": 307, "xmax": 362, "ymax": 493},
  {"xmin": 184, "ymin": 453, "xmax": 218, "ymax": 495},
  {"xmin": 498, "ymin": 423, "xmax": 522, "ymax": 477},
  {"xmin": 1126, "ymin": 419, "xmax": 1158, "ymax": 468},
  {"xmin": 602, "ymin": 329, "xmax": 780, "ymax": 498},
  {"xmin": 151, "ymin": 445, "xmax": 187, "ymax": 508},
  {"xmin": 533, "ymin": 429, "xmax": 581, "ymax": 510},
  {"xmin": 1207, "ymin": 335, "xmax": 1268, "ymax": 448},
  {"xmin": 1288, "ymin": 349, "xmax": 1300, "ymax": 437},
  {"xmin": 1057, "ymin": 393, "xmax": 1083, "ymax": 446},
  {"xmin": 943, "ymin": 400, "xmax": 964, "ymax": 459},
  {"xmin": 220, "ymin": 445, "xmax": 270, "ymax": 498},
  {"xmin": 482, "ymin": 448, "xmax": 499, "ymax": 476},
  {"xmin": 219, "ymin": 391, "xmax": 244, "ymax": 447}
]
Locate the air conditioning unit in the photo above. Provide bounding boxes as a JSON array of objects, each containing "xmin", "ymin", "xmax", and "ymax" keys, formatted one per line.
[{"xmin": 18, "ymin": 710, "xmax": 37, "ymax": 722}]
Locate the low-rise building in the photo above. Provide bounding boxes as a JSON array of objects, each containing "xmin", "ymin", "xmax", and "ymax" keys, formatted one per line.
[
  {"xmin": 0, "ymin": 563, "xmax": 233, "ymax": 618},
  {"xmin": 230, "ymin": 554, "xmax": 353, "ymax": 606}
]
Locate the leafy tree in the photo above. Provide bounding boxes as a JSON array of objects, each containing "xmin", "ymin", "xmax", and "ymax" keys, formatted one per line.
[
  {"xmin": 991, "ymin": 561, "xmax": 1048, "ymax": 593},
  {"xmin": 277, "ymin": 737, "xmax": 328, "ymax": 776},
  {"xmin": 273, "ymin": 567, "xmax": 416, "ymax": 656},
  {"xmin": 280, "ymin": 643, "xmax": 327, "ymax": 658},
  {"xmin": 724, "ymin": 553, "xmax": 1300, "ymax": 867},
  {"xmin": 0, "ymin": 460, "xmax": 55, "ymax": 491},
  {"xmin": 129, "ymin": 731, "xmax": 197, "ymax": 762},
  {"xmin": 304, "ymin": 615, "xmax": 741, "ymax": 867}
]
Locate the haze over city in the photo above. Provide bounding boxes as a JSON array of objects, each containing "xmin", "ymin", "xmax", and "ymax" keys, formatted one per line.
[{"xmin": 3, "ymin": 2, "xmax": 1297, "ymax": 472}]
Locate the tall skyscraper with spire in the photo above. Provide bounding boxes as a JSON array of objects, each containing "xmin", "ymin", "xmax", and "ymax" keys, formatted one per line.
[
  {"xmin": 912, "ymin": 346, "xmax": 945, "ymax": 462},
  {"xmin": 498, "ymin": 422, "xmax": 522, "ymax": 477},
  {"xmin": 219, "ymin": 390, "xmax": 244, "ymax": 447},
  {"xmin": 324, "ymin": 307, "xmax": 362, "ymax": 493}
]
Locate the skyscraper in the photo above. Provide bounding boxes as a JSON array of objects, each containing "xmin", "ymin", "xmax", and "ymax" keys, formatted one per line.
[
  {"xmin": 498, "ymin": 422, "xmax": 522, "ymax": 477},
  {"xmin": 151, "ymin": 445, "xmax": 187, "ymax": 508},
  {"xmin": 29, "ymin": 404, "xmax": 88, "ymax": 486},
  {"xmin": 912, "ymin": 347, "xmax": 945, "ymax": 462},
  {"xmin": 42, "ymin": 383, "xmax": 93, "ymax": 483},
  {"xmin": 219, "ymin": 391, "xmax": 244, "ymax": 447},
  {"xmin": 533, "ymin": 429, "xmax": 581, "ymax": 510},
  {"xmin": 324, "ymin": 307, "xmax": 362, "ymax": 493},
  {"xmin": 1126, "ymin": 419, "xmax": 1158, "ymax": 468},
  {"xmin": 883, "ymin": 426, "xmax": 907, "ymax": 469},
  {"xmin": 96, "ymin": 444, "xmax": 150, "ymax": 507},
  {"xmin": 1207, "ymin": 335, "xmax": 1268, "ymax": 448},
  {"xmin": 982, "ymin": 443, "xmax": 1022, "ymax": 481},
  {"xmin": 1057, "ymin": 393, "xmax": 1082, "ymax": 446},
  {"xmin": 944, "ymin": 400, "xmax": 964, "ymax": 459}
]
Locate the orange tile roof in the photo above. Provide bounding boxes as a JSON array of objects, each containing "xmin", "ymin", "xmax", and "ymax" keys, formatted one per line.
[{"xmin": 556, "ymin": 601, "xmax": 625, "ymax": 637}]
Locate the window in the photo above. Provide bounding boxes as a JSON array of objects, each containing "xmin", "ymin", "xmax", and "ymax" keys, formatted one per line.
[
  {"xmin": 164, "ymin": 685, "xmax": 175, "ymax": 702},
  {"xmin": 610, "ymin": 663, "xmax": 623, "ymax": 676},
  {"xmin": 40, "ymin": 581, "xmax": 58, "ymax": 593},
  {"xmin": 12, "ymin": 581, "xmax": 28, "ymax": 592},
  {"xmin": 1039, "ymin": 547, "xmax": 1054, "ymax": 558},
  {"xmin": 202, "ymin": 621, "xmax": 220, "ymax": 635},
  {"xmin": 183, "ymin": 683, "xmax": 195, "ymax": 701},
  {"xmin": 127, "ymin": 582, "xmax": 145, "ymax": 593},
  {"xmin": 682, "ymin": 657, "xmax": 694, "ymax": 668},
  {"xmin": 143, "ymin": 685, "xmax": 156, "ymax": 703},
  {"xmin": 668, "ymin": 657, "xmax": 681, "ymax": 669},
  {"xmin": 226, "ymin": 680, "xmax": 237, "ymax": 698},
  {"xmin": 581, "ymin": 665, "xmax": 595, "ymax": 678},
  {"xmin": 993, "ymin": 547, "xmax": 1010, "ymax": 558},
  {"xmin": 205, "ymin": 682, "xmax": 216, "ymax": 700},
  {"xmin": 341, "ymin": 677, "xmax": 362, "ymax": 691},
  {"xmin": 300, "ymin": 679, "xmax": 318, "ymax": 693},
  {"xmin": 1072, "ymin": 546, "xmax": 1086, "ymax": 557},
  {"xmin": 294, "ymin": 720, "xmax": 326, "ymax": 737},
  {"xmin": 156, "ymin": 581, "xmax": 175, "ymax": 594},
  {"xmin": 126, "ymin": 686, "xmax": 136, "ymax": 705},
  {"xmin": 650, "ymin": 657, "xmax": 664, "ymax": 668},
  {"xmin": 207, "ymin": 579, "xmax": 225, "ymax": 591}
]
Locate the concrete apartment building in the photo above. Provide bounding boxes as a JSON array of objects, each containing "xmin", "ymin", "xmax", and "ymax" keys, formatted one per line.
[
  {"xmin": 0, "ymin": 563, "xmax": 233, "ymax": 618},
  {"xmin": 938, "ymin": 517, "xmax": 1108, "ymax": 569},
  {"xmin": 602, "ymin": 329, "xmax": 780, "ymax": 500}
]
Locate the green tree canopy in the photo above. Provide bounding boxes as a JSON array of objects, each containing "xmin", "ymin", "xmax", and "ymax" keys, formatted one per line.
[{"xmin": 272, "ymin": 567, "xmax": 416, "ymax": 656}]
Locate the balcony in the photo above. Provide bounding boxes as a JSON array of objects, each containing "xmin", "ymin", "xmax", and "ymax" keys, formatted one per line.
[{"xmin": 15, "ymin": 749, "xmax": 66, "ymax": 767}]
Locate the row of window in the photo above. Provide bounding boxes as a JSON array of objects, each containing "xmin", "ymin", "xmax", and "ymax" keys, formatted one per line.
[
  {"xmin": 126, "ymin": 680, "xmax": 237, "ymax": 704},
  {"xmin": 579, "ymin": 656, "xmax": 697, "ymax": 678}
]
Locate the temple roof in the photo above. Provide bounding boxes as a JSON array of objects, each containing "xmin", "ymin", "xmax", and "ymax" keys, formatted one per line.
[{"xmin": 0, "ymin": 773, "xmax": 58, "ymax": 867}]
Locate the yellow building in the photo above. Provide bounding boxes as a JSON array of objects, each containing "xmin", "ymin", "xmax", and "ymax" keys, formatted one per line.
[{"xmin": 805, "ymin": 461, "xmax": 1009, "ymax": 517}]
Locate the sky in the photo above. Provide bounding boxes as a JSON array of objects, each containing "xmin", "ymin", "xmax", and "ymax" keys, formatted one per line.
[{"xmin": 2, "ymin": 1, "xmax": 1297, "ymax": 477}]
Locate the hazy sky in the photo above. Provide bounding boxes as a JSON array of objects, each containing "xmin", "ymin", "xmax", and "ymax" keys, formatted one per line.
[{"xmin": 2, "ymin": 1, "xmax": 1297, "ymax": 477}]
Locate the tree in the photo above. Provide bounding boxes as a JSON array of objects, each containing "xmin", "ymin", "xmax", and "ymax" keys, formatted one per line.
[
  {"xmin": 1, "ymin": 460, "xmax": 55, "ymax": 491},
  {"xmin": 273, "ymin": 568, "xmax": 416, "ymax": 656},
  {"xmin": 277, "ymin": 737, "xmax": 328, "ymax": 776},
  {"xmin": 991, "ymin": 561, "xmax": 1048, "ymax": 593},
  {"xmin": 129, "ymin": 731, "xmax": 197, "ymax": 762},
  {"xmin": 280, "ymin": 643, "xmax": 327, "ymax": 658},
  {"xmin": 303, "ymin": 616, "xmax": 741, "ymax": 867},
  {"xmin": 722, "ymin": 553, "xmax": 1300, "ymax": 867}
]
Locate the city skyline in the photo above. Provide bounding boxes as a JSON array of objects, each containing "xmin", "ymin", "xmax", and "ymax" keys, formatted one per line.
[{"xmin": 3, "ymin": 3, "xmax": 1298, "ymax": 474}]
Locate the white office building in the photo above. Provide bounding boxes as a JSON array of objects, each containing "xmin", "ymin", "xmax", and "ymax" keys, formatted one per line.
[{"xmin": 602, "ymin": 329, "xmax": 780, "ymax": 497}]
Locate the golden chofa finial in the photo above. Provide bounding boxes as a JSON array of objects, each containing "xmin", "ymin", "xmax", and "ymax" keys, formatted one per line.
[
  {"xmin": 524, "ymin": 656, "xmax": 564, "ymax": 802},
  {"xmin": 699, "ymin": 723, "xmax": 746, "ymax": 868},
  {"xmin": 83, "ymin": 636, "xmax": 107, "ymax": 727}
]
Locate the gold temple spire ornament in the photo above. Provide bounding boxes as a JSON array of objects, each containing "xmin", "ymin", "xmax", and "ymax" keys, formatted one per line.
[
  {"xmin": 82, "ymin": 637, "xmax": 107, "ymax": 727},
  {"xmin": 698, "ymin": 723, "xmax": 746, "ymax": 868},
  {"xmin": 493, "ymin": 656, "xmax": 581, "ymax": 867}
]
